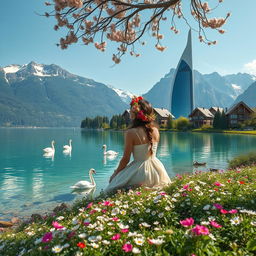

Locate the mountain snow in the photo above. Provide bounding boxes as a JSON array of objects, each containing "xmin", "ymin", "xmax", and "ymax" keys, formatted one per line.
[
  {"xmin": 3, "ymin": 65, "xmax": 21, "ymax": 73},
  {"xmin": 108, "ymin": 86, "xmax": 134, "ymax": 104}
]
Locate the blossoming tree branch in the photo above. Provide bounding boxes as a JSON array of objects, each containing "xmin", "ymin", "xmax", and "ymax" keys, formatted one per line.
[{"xmin": 45, "ymin": 0, "xmax": 230, "ymax": 63}]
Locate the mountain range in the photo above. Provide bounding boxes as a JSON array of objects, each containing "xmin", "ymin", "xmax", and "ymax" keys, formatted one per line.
[
  {"xmin": 0, "ymin": 61, "xmax": 255, "ymax": 127},
  {"xmin": 143, "ymin": 69, "xmax": 256, "ymax": 110},
  {"xmin": 0, "ymin": 62, "xmax": 128, "ymax": 127}
]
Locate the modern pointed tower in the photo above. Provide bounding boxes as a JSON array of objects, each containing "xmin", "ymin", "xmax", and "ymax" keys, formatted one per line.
[{"xmin": 170, "ymin": 29, "xmax": 194, "ymax": 118}]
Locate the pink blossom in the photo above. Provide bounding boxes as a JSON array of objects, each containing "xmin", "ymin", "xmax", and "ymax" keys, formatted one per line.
[
  {"xmin": 52, "ymin": 221, "xmax": 64, "ymax": 229},
  {"xmin": 180, "ymin": 217, "xmax": 194, "ymax": 227},
  {"xmin": 220, "ymin": 209, "xmax": 228, "ymax": 214},
  {"xmin": 213, "ymin": 203, "xmax": 223, "ymax": 209},
  {"xmin": 89, "ymin": 209, "xmax": 97, "ymax": 215},
  {"xmin": 102, "ymin": 209, "xmax": 107, "ymax": 213},
  {"xmin": 122, "ymin": 243, "xmax": 133, "ymax": 252},
  {"xmin": 83, "ymin": 221, "xmax": 90, "ymax": 226},
  {"xmin": 112, "ymin": 217, "xmax": 119, "ymax": 222},
  {"xmin": 86, "ymin": 202, "xmax": 93, "ymax": 208},
  {"xmin": 160, "ymin": 192, "xmax": 167, "ymax": 196},
  {"xmin": 214, "ymin": 182, "xmax": 222, "ymax": 186},
  {"xmin": 103, "ymin": 201, "xmax": 111, "ymax": 206},
  {"xmin": 121, "ymin": 229, "xmax": 129, "ymax": 233},
  {"xmin": 183, "ymin": 184, "xmax": 189, "ymax": 190},
  {"xmin": 111, "ymin": 233, "xmax": 121, "ymax": 240},
  {"xmin": 42, "ymin": 232, "xmax": 53, "ymax": 243},
  {"xmin": 191, "ymin": 225, "xmax": 209, "ymax": 236},
  {"xmin": 229, "ymin": 209, "xmax": 238, "ymax": 214},
  {"xmin": 210, "ymin": 221, "xmax": 222, "ymax": 228},
  {"xmin": 136, "ymin": 191, "xmax": 141, "ymax": 195}
]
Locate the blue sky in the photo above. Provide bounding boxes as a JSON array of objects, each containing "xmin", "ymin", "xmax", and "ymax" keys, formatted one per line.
[{"xmin": 1, "ymin": 0, "xmax": 256, "ymax": 94}]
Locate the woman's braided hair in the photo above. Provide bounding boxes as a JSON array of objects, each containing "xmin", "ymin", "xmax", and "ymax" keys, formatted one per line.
[{"xmin": 129, "ymin": 96, "xmax": 156, "ymax": 155}]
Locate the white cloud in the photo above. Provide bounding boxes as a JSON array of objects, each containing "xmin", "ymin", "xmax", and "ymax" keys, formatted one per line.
[{"xmin": 243, "ymin": 59, "xmax": 256, "ymax": 75}]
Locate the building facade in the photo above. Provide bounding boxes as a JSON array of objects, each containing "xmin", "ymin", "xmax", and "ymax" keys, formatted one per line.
[
  {"xmin": 226, "ymin": 101, "xmax": 254, "ymax": 128},
  {"xmin": 189, "ymin": 107, "xmax": 214, "ymax": 128},
  {"xmin": 170, "ymin": 29, "xmax": 194, "ymax": 118}
]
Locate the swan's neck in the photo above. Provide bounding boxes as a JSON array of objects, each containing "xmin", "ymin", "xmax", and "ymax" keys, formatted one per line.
[
  {"xmin": 89, "ymin": 172, "xmax": 95, "ymax": 185},
  {"xmin": 103, "ymin": 147, "xmax": 106, "ymax": 154},
  {"xmin": 51, "ymin": 142, "xmax": 55, "ymax": 150},
  {"xmin": 69, "ymin": 141, "xmax": 72, "ymax": 148}
]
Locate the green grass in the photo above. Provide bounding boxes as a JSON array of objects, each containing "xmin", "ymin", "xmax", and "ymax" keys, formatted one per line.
[
  {"xmin": 192, "ymin": 128, "xmax": 256, "ymax": 135},
  {"xmin": 1, "ymin": 166, "xmax": 256, "ymax": 255}
]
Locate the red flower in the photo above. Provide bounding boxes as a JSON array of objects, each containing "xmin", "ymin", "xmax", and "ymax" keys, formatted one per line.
[
  {"xmin": 77, "ymin": 242, "xmax": 86, "ymax": 248},
  {"xmin": 239, "ymin": 181, "xmax": 245, "ymax": 184},
  {"xmin": 220, "ymin": 209, "xmax": 228, "ymax": 214}
]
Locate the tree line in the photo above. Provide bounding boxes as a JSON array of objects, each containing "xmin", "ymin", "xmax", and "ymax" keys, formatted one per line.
[{"xmin": 81, "ymin": 115, "xmax": 127, "ymax": 129}]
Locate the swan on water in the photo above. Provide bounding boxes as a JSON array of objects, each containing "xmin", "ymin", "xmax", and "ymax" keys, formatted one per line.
[
  {"xmin": 43, "ymin": 140, "xmax": 55, "ymax": 154},
  {"xmin": 63, "ymin": 139, "xmax": 72, "ymax": 152},
  {"xmin": 102, "ymin": 144, "xmax": 118, "ymax": 156},
  {"xmin": 70, "ymin": 168, "xmax": 96, "ymax": 189}
]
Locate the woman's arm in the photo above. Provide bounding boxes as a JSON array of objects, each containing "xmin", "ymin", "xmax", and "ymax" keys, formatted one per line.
[{"xmin": 109, "ymin": 130, "xmax": 133, "ymax": 183}]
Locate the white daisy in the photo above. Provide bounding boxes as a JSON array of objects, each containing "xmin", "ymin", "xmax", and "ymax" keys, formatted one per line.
[
  {"xmin": 134, "ymin": 237, "xmax": 145, "ymax": 246},
  {"xmin": 230, "ymin": 217, "xmax": 241, "ymax": 225},
  {"xmin": 148, "ymin": 238, "xmax": 164, "ymax": 245},
  {"xmin": 52, "ymin": 245, "xmax": 63, "ymax": 253},
  {"xmin": 132, "ymin": 247, "xmax": 141, "ymax": 254}
]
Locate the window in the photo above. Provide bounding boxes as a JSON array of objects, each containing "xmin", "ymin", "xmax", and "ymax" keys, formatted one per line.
[{"xmin": 230, "ymin": 114, "xmax": 237, "ymax": 118}]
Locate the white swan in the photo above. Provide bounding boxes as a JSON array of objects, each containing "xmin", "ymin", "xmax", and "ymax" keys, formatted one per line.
[
  {"xmin": 70, "ymin": 168, "xmax": 96, "ymax": 189},
  {"xmin": 102, "ymin": 144, "xmax": 118, "ymax": 156},
  {"xmin": 43, "ymin": 140, "xmax": 55, "ymax": 154},
  {"xmin": 63, "ymin": 139, "xmax": 72, "ymax": 152}
]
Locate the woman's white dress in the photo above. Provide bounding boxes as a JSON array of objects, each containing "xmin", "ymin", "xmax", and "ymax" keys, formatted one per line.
[{"xmin": 105, "ymin": 141, "xmax": 171, "ymax": 193}]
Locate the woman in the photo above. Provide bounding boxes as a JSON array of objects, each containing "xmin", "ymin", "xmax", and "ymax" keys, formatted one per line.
[{"xmin": 105, "ymin": 96, "xmax": 171, "ymax": 193}]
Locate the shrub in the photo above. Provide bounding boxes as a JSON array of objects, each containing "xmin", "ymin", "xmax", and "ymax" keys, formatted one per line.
[{"xmin": 228, "ymin": 152, "xmax": 256, "ymax": 168}]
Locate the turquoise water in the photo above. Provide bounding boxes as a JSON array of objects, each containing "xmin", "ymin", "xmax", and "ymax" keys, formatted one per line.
[{"xmin": 1, "ymin": 128, "xmax": 256, "ymax": 220}]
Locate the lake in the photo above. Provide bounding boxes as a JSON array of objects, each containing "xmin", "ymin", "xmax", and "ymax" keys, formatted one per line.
[{"xmin": 1, "ymin": 128, "xmax": 256, "ymax": 221}]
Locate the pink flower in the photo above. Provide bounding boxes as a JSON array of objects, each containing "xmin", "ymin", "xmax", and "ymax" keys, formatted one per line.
[
  {"xmin": 84, "ymin": 221, "xmax": 90, "ymax": 226},
  {"xmin": 103, "ymin": 201, "xmax": 111, "ymax": 206},
  {"xmin": 52, "ymin": 221, "xmax": 64, "ymax": 229},
  {"xmin": 183, "ymin": 184, "xmax": 189, "ymax": 190},
  {"xmin": 112, "ymin": 217, "xmax": 119, "ymax": 222},
  {"xmin": 180, "ymin": 217, "xmax": 194, "ymax": 227},
  {"xmin": 210, "ymin": 221, "xmax": 222, "ymax": 228},
  {"xmin": 86, "ymin": 202, "xmax": 93, "ymax": 208},
  {"xmin": 111, "ymin": 233, "xmax": 121, "ymax": 240},
  {"xmin": 89, "ymin": 210, "xmax": 97, "ymax": 215},
  {"xmin": 229, "ymin": 209, "xmax": 238, "ymax": 214},
  {"xmin": 213, "ymin": 203, "xmax": 223, "ymax": 209},
  {"xmin": 121, "ymin": 229, "xmax": 129, "ymax": 233},
  {"xmin": 191, "ymin": 225, "xmax": 209, "ymax": 236},
  {"xmin": 122, "ymin": 243, "xmax": 133, "ymax": 252},
  {"xmin": 214, "ymin": 182, "xmax": 222, "ymax": 186},
  {"xmin": 42, "ymin": 232, "xmax": 53, "ymax": 243},
  {"xmin": 136, "ymin": 191, "xmax": 141, "ymax": 195},
  {"xmin": 220, "ymin": 209, "xmax": 228, "ymax": 214},
  {"xmin": 102, "ymin": 209, "xmax": 107, "ymax": 213},
  {"xmin": 160, "ymin": 192, "xmax": 167, "ymax": 196}
]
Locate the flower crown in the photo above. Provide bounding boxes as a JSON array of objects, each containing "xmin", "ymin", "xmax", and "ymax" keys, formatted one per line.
[{"xmin": 130, "ymin": 96, "xmax": 155, "ymax": 122}]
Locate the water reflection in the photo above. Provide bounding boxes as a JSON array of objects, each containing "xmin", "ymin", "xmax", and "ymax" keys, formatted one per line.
[
  {"xmin": 43, "ymin": 152, "xmax": 55, "ymax": 161},
  {"xmin": 1, "ymin": 129, "xmax": 256, "ymax": 220}
]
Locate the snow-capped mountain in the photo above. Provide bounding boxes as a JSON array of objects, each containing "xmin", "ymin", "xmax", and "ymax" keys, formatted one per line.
[
  {"xmin": 0, "ymin": 62, "xmax": 128, "ymax": 127},
  {"xmin": 108, "ymin": 86, "xmax": 134, "ymax": 104}
]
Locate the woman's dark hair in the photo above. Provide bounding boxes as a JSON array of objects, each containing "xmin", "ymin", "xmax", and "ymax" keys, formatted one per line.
[{"xmin": 129, "ymin": 99, "xmax": 158, "ymax": 155}]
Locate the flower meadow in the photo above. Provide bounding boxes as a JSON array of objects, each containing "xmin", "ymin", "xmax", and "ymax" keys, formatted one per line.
[{"xmin": 0, "ymin": 166, "xmax": 256, "ymax": 256}]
